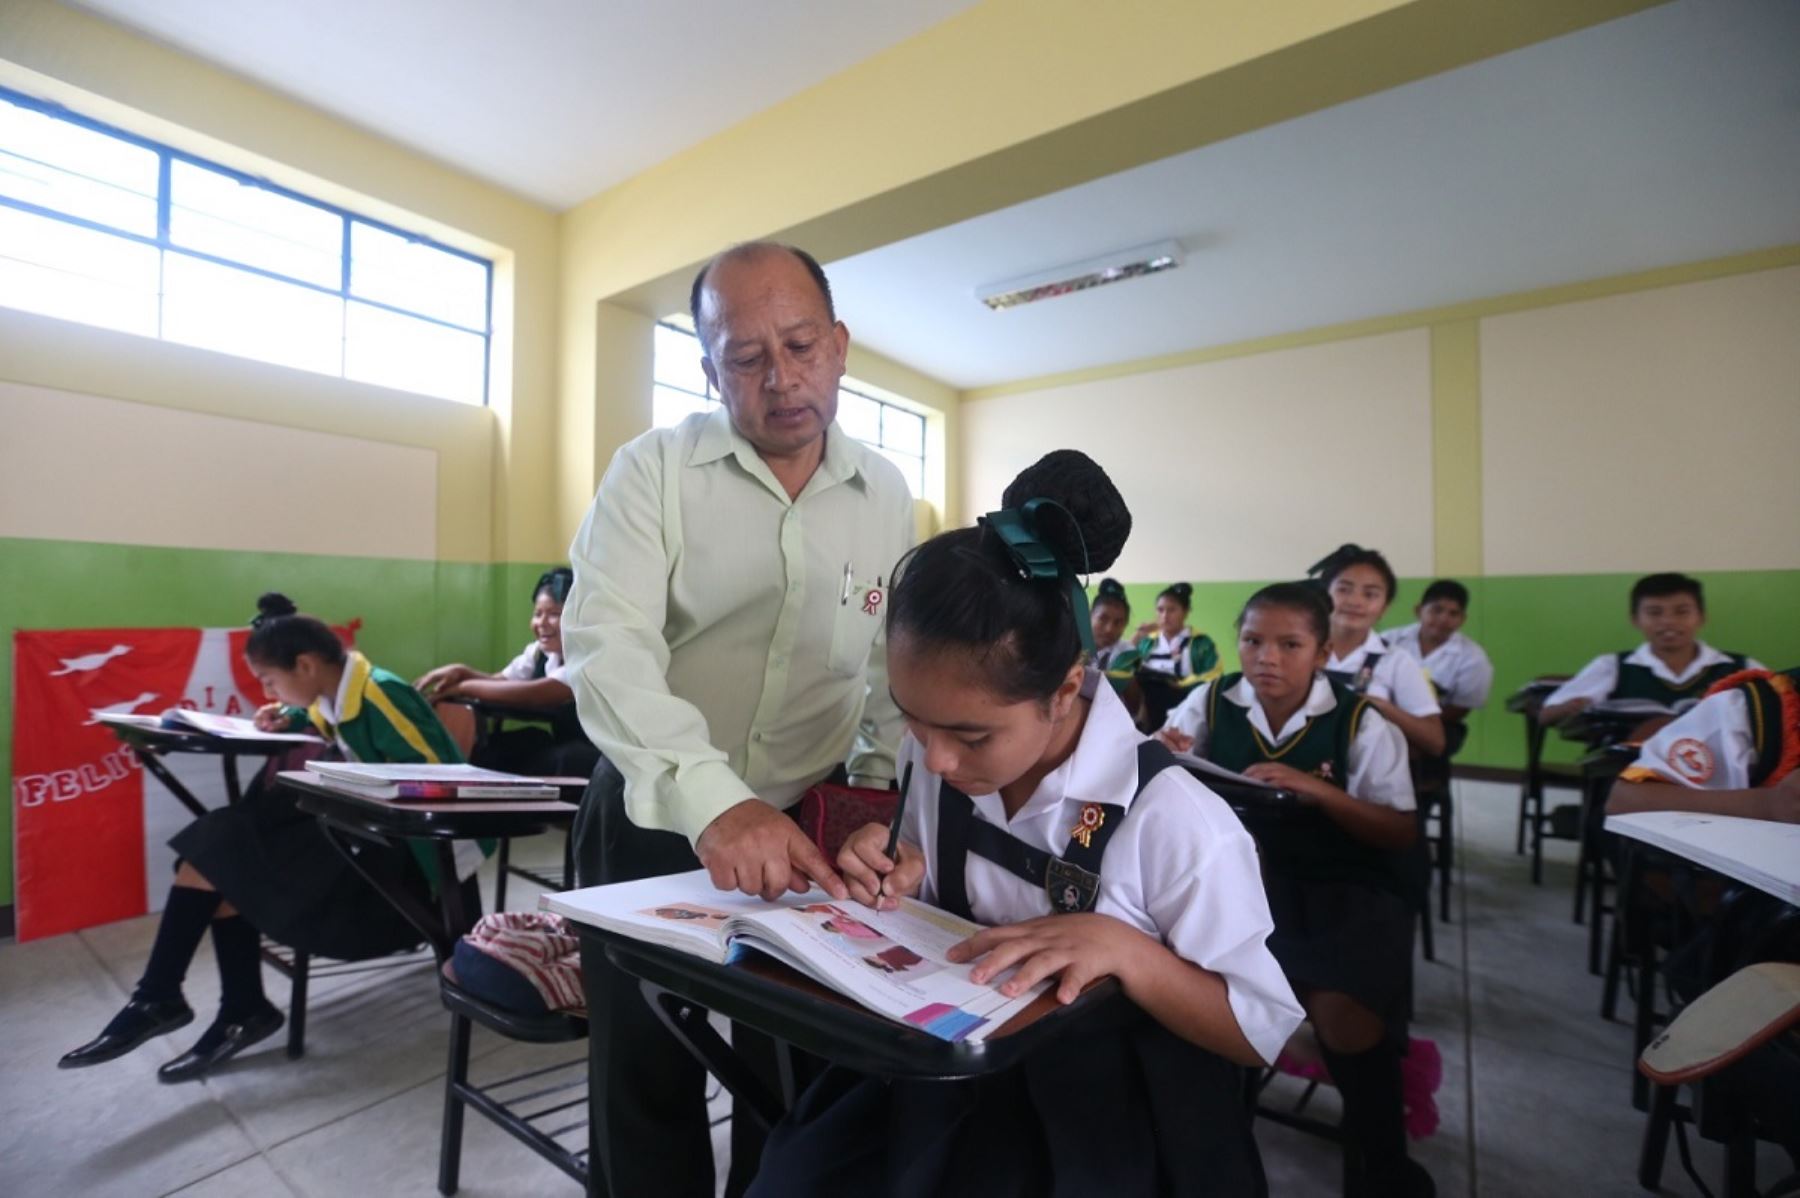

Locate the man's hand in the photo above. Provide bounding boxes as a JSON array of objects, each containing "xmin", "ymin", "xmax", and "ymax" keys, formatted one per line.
[
  {"xmin": 695, "ymin": 798, "xmax": 848, "ymax": 901},
  {"xmin": 837, "ymin": 822, "xmax": 926, "ymax": 910}
]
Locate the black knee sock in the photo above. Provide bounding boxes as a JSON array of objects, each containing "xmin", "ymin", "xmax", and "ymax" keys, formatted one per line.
[
  {"xmin": 132, "ymin": 886, "xmax": 222, "ymax": 1004},
  {"xmin": 1323, "ymin": 1041, "xmax": 1416, "ymax": 1195},
  {"xmin": 210, "ymin": 915, "xmax": 269, "ymax": 1021}
]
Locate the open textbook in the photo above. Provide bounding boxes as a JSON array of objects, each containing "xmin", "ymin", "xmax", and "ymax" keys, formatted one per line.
[
  {"xmin": 543, "ymin": 870, "xmax": 1050, "ymax": 1043},
  {"xmin": 93, "ymin": 707, "xmax": 321, "ymax": 743}
]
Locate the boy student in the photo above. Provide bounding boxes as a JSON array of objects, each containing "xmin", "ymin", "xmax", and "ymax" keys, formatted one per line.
[
  {"xmin": 1385, "ymin": 580, "xmax": 1494, "ymax": 724},
  {"xmin": 1538, "ymin": 573, "xmax": 1764, "ymax": 725}
]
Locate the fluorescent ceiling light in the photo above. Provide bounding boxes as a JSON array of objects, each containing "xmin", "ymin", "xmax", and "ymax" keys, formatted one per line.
[{"xmin": 975, "ymin": 239, "xmax": 1184, "ymax": 311}]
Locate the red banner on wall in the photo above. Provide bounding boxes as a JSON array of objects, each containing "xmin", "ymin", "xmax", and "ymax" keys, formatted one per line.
[{"xmin": 10, "ymin": 622, "xmax": 356, "ymax": 942}]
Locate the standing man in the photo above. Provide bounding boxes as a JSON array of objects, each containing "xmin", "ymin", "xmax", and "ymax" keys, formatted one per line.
[{"xmin": 562, "ymin": 242, "xmax": 914, "ymax": 1196}]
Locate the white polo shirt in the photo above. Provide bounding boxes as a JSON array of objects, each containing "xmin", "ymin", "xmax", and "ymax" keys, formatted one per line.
[
  {"xmin": 1326, "ymin": 630, "xmax": 1441, "ymax": 718},
  {"xmin": 1544, "ymin": 642, "xmax": 1763, "ymax": 710},
  {"xmin": 499, "ymin": 643, "xmax": 571, "ymax": 685},
  {"xmin": 897, "ymin": 672, "xmax": 1305, "ymax": 1066},
  {"xmin": 1385, "ymin": 624, "xmax": 1495, "ymax": 710},
  {"xmin": 1163, "ymin": 675, "xmax": 1416, "ymax": 812}
]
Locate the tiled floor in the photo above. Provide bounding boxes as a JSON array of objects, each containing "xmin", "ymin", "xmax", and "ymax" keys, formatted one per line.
[{"xmin": 0, "ymin": 782, "xmax": 1787, "ymax": 1196}]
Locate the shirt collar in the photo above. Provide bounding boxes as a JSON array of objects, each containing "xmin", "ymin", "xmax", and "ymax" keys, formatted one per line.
[
  {"xmin": 1327, "ymin": 628, "xmax": 1386, "ymax": 671},
  {"xmin": 687, "ymin": 404, "xmax": 864, "ymax": 502},
  {"xmin": 1224, "ymin": 673, "xmax": 1338, "ymax": 742},
  {"xmin": 971, "ymin": 671, "xmax": 1143, "ymax": 823},
  {"xmin": 313, "ymin": 651, "xmax": 370, "ymax": 727},
  {"xmin": 1626, "ymin": 640, "xmax": 1729, "ymax": 682}
]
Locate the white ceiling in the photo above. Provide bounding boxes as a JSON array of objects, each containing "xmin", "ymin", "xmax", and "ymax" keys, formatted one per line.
[
  {"xmin": 829, "ymin": 0, "xmax": 1800, "ymax": 389},
  {"xmin": 66, "ymin": 0, "xmax": 976, "ymax": 209}
]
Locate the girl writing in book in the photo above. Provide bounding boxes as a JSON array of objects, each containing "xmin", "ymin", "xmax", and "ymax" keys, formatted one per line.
[
  {"xmin": 61, "ymin": 593, "xmax": 474, "ymax": 1083},
  {"xmin": 1157, "ymin": 582, "xmax": 1433, "ymax": 1197},
  {"xmin": 1308, "ymin": 543, "xmax": 1446, "ymax": 757},
  {"xmin": 415, "ymin": 567, "xmax": 599, "ymax": 778},
  {"xmin": 748, "ymin": 451, "xmax": 1303, "ymax": 1197}
]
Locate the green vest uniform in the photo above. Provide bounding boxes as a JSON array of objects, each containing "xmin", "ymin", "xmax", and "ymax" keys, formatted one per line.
[
  {"xmin": 1203, "ymin": 673, "xmax": 1407, "ymax": 895},
  {"xmin": 283, "ymin": 651, "xmax": 486, "ymax": 888},
  {"xmin": 1611, "ymin": 650, "xmax": 1746, "ymax": 706}
]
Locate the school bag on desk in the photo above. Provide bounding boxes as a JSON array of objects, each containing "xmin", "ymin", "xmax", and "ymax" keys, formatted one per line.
[{"xmin": 796, "ymin": 783, "xmax": 900, "ymax": 861}]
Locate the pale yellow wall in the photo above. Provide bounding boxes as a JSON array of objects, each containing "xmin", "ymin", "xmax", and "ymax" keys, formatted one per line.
[
  {"xmin": 0, "ymin": 0, "xmax": 561, "ymax": 564},
  {"xmin": 556, "ymin": 0, "xmax": 1649, "ymax": 513},
  {"xmin": 960, "ymin": 330, "xmax": 1435, "ymax": 582},
  {"xmin": 1481, "ymin": 266, "xmax": 1800, "ymax": 575},
  {"xmin": 0, "ymin": 380, "xmax": 436, "ymax": 559}
]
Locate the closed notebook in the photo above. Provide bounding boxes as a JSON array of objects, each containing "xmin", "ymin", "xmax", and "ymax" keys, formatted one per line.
[{"xmin": 305, "ymin": 761, "xmax": 560, "ymax": 800}]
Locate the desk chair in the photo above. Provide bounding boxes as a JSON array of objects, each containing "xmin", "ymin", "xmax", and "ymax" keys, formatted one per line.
[
  {"xmin": 1636, "ymin": 962, "xmax": 1800, "ymax": 1198},
  {"xmin": 438, "ymin": 973, "xmax": 591, "ymax": 1195},
  {"xmin": 1507, "ymin": 679, "xmax": 1584, "ymax": 884}
]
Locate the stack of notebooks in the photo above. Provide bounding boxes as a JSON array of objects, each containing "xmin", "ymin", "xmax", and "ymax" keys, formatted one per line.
[
  {"xmin": 304, "ymin": 762, "xmax": 563, "ymax": 801},
  {"xmin": 95, "ymin": 708, "xmax": 322, "ymax": 742}
]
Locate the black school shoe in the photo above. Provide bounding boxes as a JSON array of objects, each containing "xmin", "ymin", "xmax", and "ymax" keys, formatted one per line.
[
  {"xmin": 60, "ymin": 997, "xmax": 195, "ymax": 1068},
  {"xmin": 157, "ymin": 1004, "xmax": 285, "ymax": 1084}
]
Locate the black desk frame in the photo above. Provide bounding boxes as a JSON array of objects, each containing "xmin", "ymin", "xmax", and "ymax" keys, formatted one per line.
[{"xmin": 280, "ymin": 773, "xmax": 590, "ymax": 1196}]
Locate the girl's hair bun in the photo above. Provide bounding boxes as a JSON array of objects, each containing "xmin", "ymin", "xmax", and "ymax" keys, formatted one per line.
[
  {"xmin": 1000, "ymin": 449, "xmax": 1131, "ymax": 573},
  {"xmin": 1096, "ymin": 577, "xmax": 1127, "ymax": 600},
  {"xmin": 255, "ymin": 592, "xmax": 298, "ymax": 621}
]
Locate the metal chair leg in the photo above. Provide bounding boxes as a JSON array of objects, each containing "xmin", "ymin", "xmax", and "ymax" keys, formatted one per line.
[
  {"xmin": 1637, "ymin": 1083, "xmax": 1677, "ymax": 1190},
  {"xmin": 494, "ymin": 838, "xmax": 512, "ymax": 912},
  {"xmin": 438, "ymin": 1011, "xmax": 473, "ymax": 1195},
  {"xmin": 286, "ymin": 951, "xmax": 310, "ymax": 1059}
]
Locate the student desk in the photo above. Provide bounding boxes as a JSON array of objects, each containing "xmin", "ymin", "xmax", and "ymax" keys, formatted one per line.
[
  {"xmin": 277, "ymin": 770, "xmax": 592, "ymax": 1194},
  {"xmin": 1506, "ymin": 679, "xmax": 1582, "ymax": 883},
  {"xmin": 573, "ymin": 923, "xmax": 1124, "ymax": 1136},
  {"xmin": 275, "ymin": 769, "xmax": 579, "ymax": 957},
  {"xmin": 1602, "ymin": 812, "xmax": 1800, "ymax": 1110},
  {"xmin": 104, "ymin": 720, "xmax": 312, "ymax": 817},
  {"xmin": 443, "ymin": 696, "xmax": 587, "ymax": 908},
  {"xmin": 106, "ymin": 723, "xmax": 337, "ymax": 1055}
]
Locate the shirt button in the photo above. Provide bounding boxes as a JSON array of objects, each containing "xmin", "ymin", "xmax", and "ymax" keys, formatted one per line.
[{"xmin": 753, "ymin": 732, "xmax": 765, "ymax": 743}]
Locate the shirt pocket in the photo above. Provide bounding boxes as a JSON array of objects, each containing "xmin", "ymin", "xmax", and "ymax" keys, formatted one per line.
[{"xmin": 827, "ymin": 580, "xmax": 886, "ymax": 677}]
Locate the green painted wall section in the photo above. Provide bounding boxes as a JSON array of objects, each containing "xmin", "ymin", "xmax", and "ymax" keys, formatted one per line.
[
  {"xmin": 0, "ymin": 537, "xmax": 568, "ymax": 906},
  {"xmin": 1099, "ymin": 570, "xmax": 1800, "ymax": 771}
]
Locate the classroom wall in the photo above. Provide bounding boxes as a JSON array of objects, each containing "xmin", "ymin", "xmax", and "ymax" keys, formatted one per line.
[
  {"xmin": 974, "ymin": 256, "xmax": 1800, "ymax": 770},
  {"xmin": 0, "ymin": 1, "xmax": 563, "ymax": 917}
]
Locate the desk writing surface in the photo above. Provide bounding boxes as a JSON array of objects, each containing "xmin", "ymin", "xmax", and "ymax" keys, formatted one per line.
[
  {"xmin": 580, "ymin": 923, "xmax": 1121, "ymax": 1082},
  {"xmin": 277, "ymin": 770, "xmax": 577, "ymax": 839},
  {"xmin": 1605, "ymin": 811, "xmax": 1800, "ymax": 905}
]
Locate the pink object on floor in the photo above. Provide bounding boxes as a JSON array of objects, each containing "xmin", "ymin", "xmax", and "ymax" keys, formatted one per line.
[{"xmin": 1272, "ymin": 1036, "xmax": 1443, "ymax": 1141}]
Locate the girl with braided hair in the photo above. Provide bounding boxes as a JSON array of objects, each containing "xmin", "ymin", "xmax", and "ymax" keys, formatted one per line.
[{"xmin": 749, "ymin": 450, "xmax": 1300, "ymax": 1197}]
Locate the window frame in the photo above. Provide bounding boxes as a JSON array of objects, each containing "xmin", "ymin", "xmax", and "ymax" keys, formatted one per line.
[{"xmin": 0, "ymin": 84, "xmax": 494, "ymax": 404}]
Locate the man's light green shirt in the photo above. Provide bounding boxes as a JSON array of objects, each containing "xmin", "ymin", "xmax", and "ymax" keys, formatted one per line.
[{"xmin": 564, "ymin": 406, "xmax": 914, "ymax": 843}]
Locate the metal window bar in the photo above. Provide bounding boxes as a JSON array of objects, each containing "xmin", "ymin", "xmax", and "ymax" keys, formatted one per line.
[{"xmin": 0, "ymin": 83, "xmax": 493, "ymax": 401}]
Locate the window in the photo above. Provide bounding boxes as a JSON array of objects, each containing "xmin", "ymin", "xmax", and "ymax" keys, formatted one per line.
[
  {"xmin": 0, "ymin": 86, "xmax": 492, "ymax": 405},
  {"xmin": 651, "ymin": 321, "xmax": 928, "ymax": 497}
]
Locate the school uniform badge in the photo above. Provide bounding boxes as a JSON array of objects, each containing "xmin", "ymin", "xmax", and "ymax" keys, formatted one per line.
[
  {"xmin": 1045, "ymin": 857, "xmax": 1100, "ymax": 914},
  {"xmin": 1669, "ymin": 738, "xmax": 1715, "ymax": 784},
  {"xmin": 1070, "ymin": 802, "xmax": 1106, "ymax": 848}
]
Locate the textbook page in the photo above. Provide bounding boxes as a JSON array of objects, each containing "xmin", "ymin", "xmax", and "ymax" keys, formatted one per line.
[
  {"xmin": 725, "ymin": 897, "xmax": 1046, "ymax": 1043},
  {"xmin": 544, "ymin": 871, "xmax": 1049, "ymax": 1041},
  {"xmin": 166, "ymin": 709, "xmax": 322, "ymax": 742},
  {"xmin": 1170, "ymin": 751, "xmax": 1278, "ymax": 789},
  {"xmin": 543, "ymin": 871, "xmax": 815, "ymax": 962}
]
